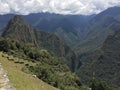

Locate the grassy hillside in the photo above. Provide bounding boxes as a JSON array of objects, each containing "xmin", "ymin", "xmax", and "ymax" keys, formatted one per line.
[
  {"xmin": 0, "ymin": 38, "xmax": 81, "ymax": 90},
  {"xmin": 0, "ymin": 51, "xmax": 91, "ymax": 90},
  {"xmin": 0, "ymin": 15, "xmax": 81, "ymax": 88},
  {"xmin": 0, "ymin": 52, "xmax": 59, "ymax": 90}
]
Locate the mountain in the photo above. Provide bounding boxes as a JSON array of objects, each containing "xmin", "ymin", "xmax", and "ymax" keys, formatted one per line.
[
  {"xmin": 0, "ymin": 13, "xmax": 93, "ymax": 47},
  {"xmin": 2, "ymin": 15, "xmax": 78, "ymax": 72},
  {"xmin": 0, "ymin": 15, "xmax": 82, "ymax": 90},
  {"xmin": 23, "ymin": 13, "xmax": 93, "ymax": 47},
  {"xmin": 1, "ymin": 7, "xmax": 120, "ymax": 55},
  {"xmin": 2, "ymin": 15, "xmax": 37, "ymax": 45},
  {"xmin": 74, "ymin": 6, "xmax": 120, "ymax": 55},
  {"xmin": 65, "ymin": 6, "xmax": 120, "ymax": 89},
  {"xmin": 91, "ymin": 7, "xmax": 120, "ymax": 21},
  {"xmin": 77, "ymin": 28, "xmax": 120, "ymax": 88},
  {"xmin": 0, "ymin": 13, "xmax": 95, "ymax": 54},
  {"xmin": 0, "ymin": 6, "xmax": 120, "ymax": 89},
  {"xmin": 75, "ymin": 6, "xmax": 120, "ymax": 88}
]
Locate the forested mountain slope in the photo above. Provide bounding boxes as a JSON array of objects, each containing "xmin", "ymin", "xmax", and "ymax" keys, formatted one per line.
[
  {"xmin": 0, "ymin": 15, "xmax": 81, "ymax": 90},
  {"xmin": 77, "ymin": 29, "xmax": 120, "ymax": 88},
  {"xmin": 2, "ymin": 15, "xmax": 78, "ymax": 71}
]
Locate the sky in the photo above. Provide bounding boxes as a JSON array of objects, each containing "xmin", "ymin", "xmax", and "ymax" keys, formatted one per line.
[{"xmin": 0, "ymin": 0, "xmax": 120, "ymax": 15}]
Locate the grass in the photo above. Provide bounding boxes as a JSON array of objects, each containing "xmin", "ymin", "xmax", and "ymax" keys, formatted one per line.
[{"xmin": 0, "ymin": 52, "xmax": 59, "ymax": 90}]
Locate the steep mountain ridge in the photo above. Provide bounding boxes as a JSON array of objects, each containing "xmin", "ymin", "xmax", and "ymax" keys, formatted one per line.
[
  {"xmin": 74, "ymin": 6, "xmax": 120, "ymax": 55},
  {"xmin": 77, "ymin": 29, "xmax": 120, "ymax": 87},
  {"xmin": 91, "ymin": 7, "xmax": 120, "ymax": 22},
  {"xmin": 0, "ymin": 7, "xmax": 120, "ymax": 56},
  {"xmin": 22, "ymin": 13, "xmax": 92, "ymax": 48},
  {"xmin": 1, "ymin": 15, "xmax": 78, "ymax": 72},
  {"xmin": 2, "ymin": 15, "xmax": 37, "ymax": 46},
  {"xmin": 0, "ymin": 13, "xmax": 92, "ymax": 48}
]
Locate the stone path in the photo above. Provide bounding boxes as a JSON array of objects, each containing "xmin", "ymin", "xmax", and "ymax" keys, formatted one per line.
[{"xmin": 0, "ymin": 63, "xmax": 16, "ymax": 90}]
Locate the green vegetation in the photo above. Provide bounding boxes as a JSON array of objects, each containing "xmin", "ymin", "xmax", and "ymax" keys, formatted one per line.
[
  {"xmin": 1, "ymin": 12, "xmax": 120, "ymax": 90},
  {"xmin": 29, "ymin": 51, "xmax": 81, "ymax": 90},
  {"xmin": 0, "ymin": 6, "xmax": 120, "ymax": 90},
  {"xmin": 0, "ymin": 22, "xmax": 81, "ymax": 90},
  {"xmin": 0, "ymin": 52, "xmax": 58, "ymax": 90},
  {"xmin": 0, "ymin": 38, "xmax": 81, "ymax": 90},
  {"xmin": 89, "ymin": 78, "xmax": 111, "ymax": 90},
  {"xmin": 2, "ymin": 15, "xmax": 78, "ymax": 72},
  {"xmin": 77, "ymin": 29, "xmax": 120, "ymax": 89},
  {"xmin": 0, "ymin": 15, "xmax": 82, "ymax": 90}
]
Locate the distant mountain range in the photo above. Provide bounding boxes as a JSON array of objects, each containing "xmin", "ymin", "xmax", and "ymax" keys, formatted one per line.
[
  {"xmin": 0, "ymin": 6, "xmax": 120, "ymax": 89},
  {"xmin": 0, "ymin": 12, "xmax": 94, "ymax": 53},
  {"xmin": 76, "ymin": 6, "xmax": 120, "ymax": 88},
  {"xmin": 76, "ymin": 6, "xmax": 120, "ymax": 54},
  {"xmin": 0, "ymin": 7, "xmax": 120, "ymax": 55}
]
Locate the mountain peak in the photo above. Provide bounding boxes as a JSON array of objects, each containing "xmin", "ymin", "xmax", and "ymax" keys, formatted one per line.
[
  {"xmin": 97, "ymin": 6, "xmax": 120, "ymax": 17},
  {"xmin": 8, "ymin": 15, "xmax": 25, "ymax": 25},
  {"xmin": 1, "ymin": 14, "xmax": 78, "ymax": 72},
  {"xmin": 12, "ymin": 15, "xmax": 22, "ymax": 20},
  {"xmin": 2, "ymin": 15, "xmax": 37, "ymax": 45}
]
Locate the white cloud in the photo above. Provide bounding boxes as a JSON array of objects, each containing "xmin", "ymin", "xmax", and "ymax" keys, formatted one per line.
[{"xmin": 0, "ymin": 0, "xmax": 120, "ymax": 15}]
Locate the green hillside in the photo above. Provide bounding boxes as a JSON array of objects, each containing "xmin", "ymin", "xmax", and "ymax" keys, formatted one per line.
[
  {"xmin": 77, "ymin": 29, "xmax": 120, "ymax": 89},
  {"xmin": 0, "ymin": 15, "xmax": 81, "ymax": 90},
  {"xmin": 0, "ymin": 52, "xmax": 59, "ymax": 90},
  {"xmin": 2, "ymin": 15, "xmax": 78, "ymax": 72}
]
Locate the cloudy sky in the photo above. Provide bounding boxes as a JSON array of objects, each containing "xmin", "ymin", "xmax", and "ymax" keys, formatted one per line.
[{"xmin": 0, "ymin": 0, "xmax": 120, "ymax": 15}]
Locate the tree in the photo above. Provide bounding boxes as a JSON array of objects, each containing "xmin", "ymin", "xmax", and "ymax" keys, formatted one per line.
[
  {"xmin": 0, "ymin": 39, "xmax": 10, "ymax": 52},
  {"xmin": 89, "ymin": 78, "xmax": 111, "ymax": 90}
]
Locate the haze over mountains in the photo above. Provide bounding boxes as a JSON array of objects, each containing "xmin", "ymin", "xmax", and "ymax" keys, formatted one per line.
[
  {"xmin": 0, "ymin": 6, "xmax": 120, "ymax": 89},
  {"xmin": 2, "ymin": 15, "xmax": 78, "ymax": 72},
  {"xmin": 0, "ymin": 7, "xmax": 120, "ymax": 55}
]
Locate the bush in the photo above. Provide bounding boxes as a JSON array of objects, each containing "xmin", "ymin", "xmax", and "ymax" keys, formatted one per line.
[{"xmin": 89, "ymin": 78, "xmax": 111, "ymax": 90}]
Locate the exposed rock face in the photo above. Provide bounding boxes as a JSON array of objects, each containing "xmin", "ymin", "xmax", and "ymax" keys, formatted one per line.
[{"xmin": 0, "ymin": 63, "xmax": 16, "ymax": 90}]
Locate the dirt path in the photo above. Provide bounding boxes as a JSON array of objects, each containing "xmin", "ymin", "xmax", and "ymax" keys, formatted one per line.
[{"xmin": 0, "ymin": 63, "xmax": 16, "ymax": 90}]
